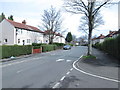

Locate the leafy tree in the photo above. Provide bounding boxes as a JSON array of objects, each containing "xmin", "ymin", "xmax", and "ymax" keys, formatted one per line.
[
  {"xmin": 65, "ymin": 32, "xmax": 72, "ymax": 43},
  {"xmin": 0, "ymin": 13, "xmax": 6, "ymax": 22},
  {"xmin": 64, "ymin": 0, "xmax": 111, "ymax": 55},
  {"xmin": 41, "ymin": 6, "xmax": 63, "ymax": 44},
  {"xmin": 8, "ymin": 15, "xmax": 14, "ymax": 21}
]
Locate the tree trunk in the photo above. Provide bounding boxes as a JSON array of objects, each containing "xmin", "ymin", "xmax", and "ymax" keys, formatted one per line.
[
  {"xmin": 87, "ymin": 14, "xmax": 93, "ymax": 55},
  {"xmin": 49, "ymin": 36, "xmax": 53, "ymax": 44},
  {"xmin": 87, "ymin": 30, "xmax": 92, "ymax": 55}
]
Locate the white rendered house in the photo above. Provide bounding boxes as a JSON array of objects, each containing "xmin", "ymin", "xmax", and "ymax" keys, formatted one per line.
[
  {"xmin": 43, "ymin": 30, "xmax": 65, "ymax": 44},
  {"xmin": 0, "ymin": 19, "xmax": 44, "ymax": 45},
  {"xmin": 92, "ymin": 34, "xmax": 105, "ymax": 45}
]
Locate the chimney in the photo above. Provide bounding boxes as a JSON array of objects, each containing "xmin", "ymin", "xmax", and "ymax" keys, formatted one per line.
[
  {"xmin": 109, "ymin": 31, "xmax": 112, "ymax": 34},
  {"xmin": 100, "ymin": 34, "xmax": 102, "ymax": 36},
  {"xmin": 22, "ymin": 20, "xmax": 26, "ymax": 24}
]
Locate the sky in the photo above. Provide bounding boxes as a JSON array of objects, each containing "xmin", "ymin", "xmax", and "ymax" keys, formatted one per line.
[{"xmin": 0, "ymin": 0, "xmax": 119, "ymax": 38}]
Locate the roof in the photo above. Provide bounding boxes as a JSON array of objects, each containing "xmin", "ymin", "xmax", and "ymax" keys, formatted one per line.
[
  {"xmin": 44, "ymin": 30, "xmax": 63, "ymax": 37},
  {"xmin": 113, "ymin": 30, "xmax": 120, "ymax": 35},
  {"xmin": 105, "ymin": 31, "xmax": 117, "ymax": 37},
  {"xmin": 92, "ymin": 34, "xmax": 105, "ymax": 40},
  {"xmin": 6, "ymin": 19, "xmax": 44, "ymax": 33},
  {"xmin": 97, "ymin": 34, "xmax": 105, "ymax": 39}
]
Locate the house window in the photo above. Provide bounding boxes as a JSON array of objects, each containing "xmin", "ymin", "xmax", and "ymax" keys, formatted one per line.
[
  {"xmin": 16, "ymin": 28, "xmax": 18, "ymax": 35},
  {"xmin": 4, "ymin": 39, "xmax": 7, "ymax": 43},
  {"xmin": 46, "ymin": 40, "xmax": 48, "ymax": 42},
  {"xmin": 27, "ymin": 39, "xmax": 30, "ymax": 43},
  {"xmin": 18, "ymin": 39, "xmax": 20, "ymax": 43}
]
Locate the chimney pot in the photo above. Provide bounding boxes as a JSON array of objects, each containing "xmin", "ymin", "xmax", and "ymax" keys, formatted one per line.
[
  {"xmin": 109, "ymin": 31, "xmax": 112, "ymax": 34},
  {"xmin": 22, "ymin": 20, "xmax": 26, "ymax": 24}
]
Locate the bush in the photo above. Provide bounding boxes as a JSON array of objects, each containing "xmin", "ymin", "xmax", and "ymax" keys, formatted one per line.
[
  {"xmin": 32, "ymin": 43, "xmax": 46, "ymax": 46},
  {"xmin": 0, "ymin": 46, "xmax": 2, "ymax": 59},
  {"xmin": 94, "ymin": 35, "xmax": 120, "ymax": 59},
  {"xmin": 1, "ymin": 45, "xmax": 32, "ymax": 58},
  {"xmin": 41, "ymin": 45, "xmax": 57, "ymax": 52},
  {"xmin": 33, "ymin": 46, "xmax": 41, "ymax": 49},
  {"xmin": 32, "ymin": 43, "xmax": 47, "ymax": 49},
  {"xmin": 53, "ymin": 43, "xmax": 65, "ymax": 46},
  {"xmin": 67, "ymin": 43, "xmax": 74, "ymax": 46}
]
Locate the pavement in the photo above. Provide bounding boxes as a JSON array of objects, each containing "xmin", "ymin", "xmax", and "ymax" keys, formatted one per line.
[
  {"xmin": 1, "ymin": 46, "xmax": 120, "ymax": 89},
  {"xmin": 73, "ymin": 48, "xmax": 120, "ymax": 88}
]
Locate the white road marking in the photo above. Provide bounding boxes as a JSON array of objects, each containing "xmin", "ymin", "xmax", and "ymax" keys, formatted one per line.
[
  {"xmin": 17, "ymin": 70, "xmax": 23, "ymax": 73},
  {"xmin": 66, "ymin": 71, "xmax": 70, "ymax": 75},
  {"xmin": 60, "ymin": 76, "xmax": 66, "ymax": 81},
  {"xmin": 70, "ymin": 68, "xmax": 73, "ymax": 71},
  {"xmin": 66, "ymin": 60, "xmax": 72, "ymax": 62},
  {"xmin": 56, "ymin": 59, "xmax": 64, "ymax": 62},
  {"xmin": 52, "ymin": 82, "xmax": 60, "ymax": 89},
  {"xmin": 73, "ymin": 55, "xmax": 120, "ymax": 83}
]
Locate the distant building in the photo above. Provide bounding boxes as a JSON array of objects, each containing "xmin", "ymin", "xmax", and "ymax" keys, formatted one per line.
[
  {"xmin": 92, "ymin": 30, "xmax": 120, "ymax": 45},
  {"xmin": 43, "ymin": 30, "xmax": 65, "ymax": 44},
  {"xmin": 105, "ymin": 31, "xmax": 118, "ymax": 38},
  {"xmin": 92, "ymin": 34, "xmax": 105, "ymax": 44}
]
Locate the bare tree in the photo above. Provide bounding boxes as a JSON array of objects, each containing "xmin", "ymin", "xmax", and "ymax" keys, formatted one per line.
[
  {"xmin": 41, "ymin": 6, "xmax": 62, "ymax": 44},
  {"xmin": 64, "ymin": 0, "xmax": 111, "ymax": 55}
]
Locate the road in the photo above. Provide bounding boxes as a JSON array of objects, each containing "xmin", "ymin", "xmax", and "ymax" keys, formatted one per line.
[{"xmin": 1, "ymin": 46, "xmax": 119, "ymax": 88}]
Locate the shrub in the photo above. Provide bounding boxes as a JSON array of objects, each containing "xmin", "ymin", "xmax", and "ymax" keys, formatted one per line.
[
  {"xmin": 32, "ymin": 43, "xmax": 47, "ymax": 49},
  {"xmin": 32, "ymin": 43, "xmax": 46, "ymax": 46},
  {"xmin": 53, "ymin": 43, "xmax": 65, "ymax": 46},
  {"xmin": 67, "ymin": 43, "xmax": 74, "ymax": 46},
  {"xmin": 0, "ymin": 46, "xmax": 2, "ymax": 59},
  {"xmin": 41, "ymin": 45, "xmax": 57, "ymax": 52},
  {"xmin": 33, "ymin": 46, "xmax": 41, "ymax": 49},
  {"xmin": 1, "ymin": 45, "xmax": 32, "ymax": 58},
  {"xmin": 94, "ymin": 35, "xmax": 120, "ymax": 59}
]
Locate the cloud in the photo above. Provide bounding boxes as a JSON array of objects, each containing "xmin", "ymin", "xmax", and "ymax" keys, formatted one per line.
[
  {"xmin": 1, "ymin": 0, "xmax": 118, "ymax": 37},
  {"xmin": 0, "ymin": 0, "xmax": 33, "ymax": 2}
]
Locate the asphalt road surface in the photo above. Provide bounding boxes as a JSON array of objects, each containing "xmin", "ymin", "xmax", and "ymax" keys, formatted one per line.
[{"xmin": 1, "ymin": 46, "xmax": 119, "ymax": 88}]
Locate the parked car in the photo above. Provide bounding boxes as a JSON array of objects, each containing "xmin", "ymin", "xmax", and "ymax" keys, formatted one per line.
[{"xmin": 63, "ymin": 45, "xmax": 71, "ymax": 50}]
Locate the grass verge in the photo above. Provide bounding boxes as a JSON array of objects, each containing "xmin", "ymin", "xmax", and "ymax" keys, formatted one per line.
[{"xmin": 82, "ymin": 55, "xmax": 96, "ymax": 59}]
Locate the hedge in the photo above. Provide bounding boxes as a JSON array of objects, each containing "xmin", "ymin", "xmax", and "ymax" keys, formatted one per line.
[
  {"xmin": 1, "ymin": 45, "xmax": 32, "ymax": 59},
  {"xmin": 0, "ymin": 46, "xmax": 2, "ymax": 59},
  {"xmin": 93, "ymin": 35, "xmax": 120, "ymax": 59},
  {"xmin": 41, "ymin": 45, "xmax": 57, "ymax": 52},
  {"xmin": 32, "ymin": 43, "xmax": 46, "ymax": 49},
  {"xmin": 32, "ymin": 43, "xmax": 46, "ymax": 46},
  {"xmin": 53, "ymin": 43, "xmax": 65, "ymax": 47}
]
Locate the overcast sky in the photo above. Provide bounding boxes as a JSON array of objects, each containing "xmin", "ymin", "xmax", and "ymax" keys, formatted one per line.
[{"xmin": 0, "ymin": 0, "xmax": 119, "ymax": 38}]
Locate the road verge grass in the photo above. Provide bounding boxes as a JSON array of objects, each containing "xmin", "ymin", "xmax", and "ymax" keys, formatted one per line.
[{"xmin": 82, "ymin": 55, "xmax": 96, "ymax": 59}]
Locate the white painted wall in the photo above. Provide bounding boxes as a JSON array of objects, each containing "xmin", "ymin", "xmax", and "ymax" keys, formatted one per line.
[
  {"xmin": 43, "ymin": 35, "xmax": 65, "ymax": 44},
  {"xmin": 92, "ymin": 38, "xmax": 104, "ymax": 45},
  {"xmin": 112, "ymin": 34, "xmax": 119, "ymax": 38},
  {"xmin": 61, "ymin": 37, "xmax": 65, "ymax": 44},
  {"xmin": 16, "ymin": 28, "xmax": 43, "ymax": 45},
  {"xmin": 99, "ymin": 39, "xmax": 104, "ymax": 43},
  {"xmin": 53, "ymin": 36, "xmax": 60, "ymax": 43},
  {"xmin": 0, "ymin": 19, "xmax": 65, "ymax": 45},
  {"xmin": 1, "ymin": 20, "xmax": 15, "ymax": 45}
]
